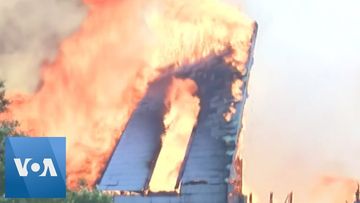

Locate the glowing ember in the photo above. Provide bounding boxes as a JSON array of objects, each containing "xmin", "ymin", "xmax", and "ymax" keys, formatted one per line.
[
  {"xmin": 231, "ymin": 79, "xmax": 244, "ymax": 102},
  {"xmin": 223, "ymin": 103, "xmax": 237, "ymax": 122},
  {"xmin": 0, "ymin": 0, "xmax": 254, "ymax": 189},
  {"xmin": 148, "ymin": 78, "xmax": 200, "ymax": 192}
]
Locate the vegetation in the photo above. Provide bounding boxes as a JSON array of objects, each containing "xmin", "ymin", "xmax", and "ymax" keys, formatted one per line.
[
  {"xmin": 0, "ymin": 82, "xmax": 112, "ymax": 203},
  {"xmin": 0, "ymin": 81, "xmax": 11, "ymax": 196},
  {"xmin": 0, "ymin": 189, "xmax": 112, "ymax": 203}
]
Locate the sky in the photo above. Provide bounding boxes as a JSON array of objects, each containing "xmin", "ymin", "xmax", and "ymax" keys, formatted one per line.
[{"xmin": 240, "ymin": 0, "xmax": 360, "ymax": 202}]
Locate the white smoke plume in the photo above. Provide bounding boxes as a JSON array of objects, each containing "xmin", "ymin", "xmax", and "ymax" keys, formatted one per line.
[
  {"xmin": 0, "ymin": 0, "xmax": 86, "ymax": 92},
  {"xmin": 241, "ymin": 0, "xmax": 360, "ymax": 202}
]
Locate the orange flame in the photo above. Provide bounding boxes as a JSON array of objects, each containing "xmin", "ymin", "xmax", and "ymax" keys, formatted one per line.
[
  {"xmin": 0, "ymin": 0, "xmax": 254, "ymax": 188},
  {"xmin": 148, "ymin": 78, "xmax": 200, "ymax": 192}
]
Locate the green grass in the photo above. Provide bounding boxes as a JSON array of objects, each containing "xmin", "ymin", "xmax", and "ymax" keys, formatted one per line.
[{"xmin": 0, "ymin": 189, "xmax": 112, "ymax": 203}]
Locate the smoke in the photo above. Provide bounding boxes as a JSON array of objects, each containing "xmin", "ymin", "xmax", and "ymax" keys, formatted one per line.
[
  {"xmin": 241, "ymin": 0, "xmax": 360, "ymax": 202},
  {"xmin": 0, "ymin": 0, "xmax": 86, "ymax": 92}
]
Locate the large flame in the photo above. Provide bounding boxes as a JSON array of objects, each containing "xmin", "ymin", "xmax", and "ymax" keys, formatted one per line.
[
  {"xmin": 148, "ymin": 78, "xmax": 200, "ymax": 192},
  {"xmin": 0, "ymin": 0, "xmax": 254, "ymax": 188}
]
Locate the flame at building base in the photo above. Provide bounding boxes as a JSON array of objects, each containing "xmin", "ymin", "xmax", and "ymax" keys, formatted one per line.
[{"xmin": 148, "ymin": 78, "xmax": 200, "ymax": 192}]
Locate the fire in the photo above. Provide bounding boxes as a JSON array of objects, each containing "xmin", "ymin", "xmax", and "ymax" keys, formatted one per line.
[
  {"xmin": 0, "ymin": 0, "xmax": 254, "ymax": 188},
  {"xmin": 311, "ymin": 176, "xmax": 358, "ymax": 203},
  {"xmin": 148, "ymin": 78, "xmax": 200, "ymax": 192}
]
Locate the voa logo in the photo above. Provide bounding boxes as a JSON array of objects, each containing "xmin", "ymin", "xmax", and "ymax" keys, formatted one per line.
[
  {"xmin": 14, "ymin": 158, "xmax": 58, "ymax": 177},
  {"xmin": 5, "ymin": 137, "xmax": 66, "ymax": 198}
]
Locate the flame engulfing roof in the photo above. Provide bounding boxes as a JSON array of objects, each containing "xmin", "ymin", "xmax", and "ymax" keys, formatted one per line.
[{"xmin": 98, "ymin": 24, "xmax": 257, "ymax": 203}]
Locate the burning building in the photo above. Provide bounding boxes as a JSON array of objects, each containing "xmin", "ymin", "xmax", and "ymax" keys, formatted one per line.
[
  {"xmin": 0, "ymin": 0, "xmax": 257, "ymax": 202},
  {"xmin": 97, "ymin": 28, "xmax": 257, "ymax": 203}
]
